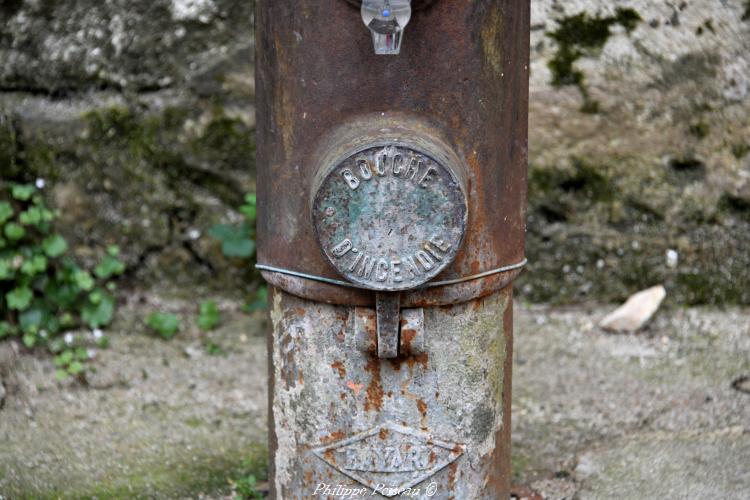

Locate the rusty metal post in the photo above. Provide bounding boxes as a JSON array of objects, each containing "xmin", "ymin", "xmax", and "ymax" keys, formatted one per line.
[{"xmin": 256, "ymin": 1, "xmax": 529, "ymax": 497}]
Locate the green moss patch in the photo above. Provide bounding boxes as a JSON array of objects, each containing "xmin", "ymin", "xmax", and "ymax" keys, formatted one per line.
[{"xmin": 548, "ymin": 8, "xmax": 642, "ymax": 111}]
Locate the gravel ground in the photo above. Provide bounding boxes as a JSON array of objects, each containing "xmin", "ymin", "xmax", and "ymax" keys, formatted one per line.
[{"xmin": 0, "ymin": 293, "xmax": 748, "ymax": 498}]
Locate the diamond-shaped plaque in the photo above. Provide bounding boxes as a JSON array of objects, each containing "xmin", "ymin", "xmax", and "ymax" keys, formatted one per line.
[{"xmin": 313, "ymin": 422, "xmax": 464, "ymax": 497}]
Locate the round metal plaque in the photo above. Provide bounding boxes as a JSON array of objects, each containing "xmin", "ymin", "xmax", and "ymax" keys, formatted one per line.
[{"xmin": 313, "ymin": 144, "xmax": 467, "ymax": 291}]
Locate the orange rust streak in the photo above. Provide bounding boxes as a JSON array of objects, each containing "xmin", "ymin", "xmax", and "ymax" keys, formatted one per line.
[
  {"xmin": 346, "ymin": 380, "xmax": 364, "ymax": 396},
  {"xmin": 320, "ymin": 430, "xmax": 346, "ymax": 444},
  {"xmin": 323, "ymin": 449, "xmax": 336, "ymax": 465},
  {"xmin": 330, "ymin": 360, "xmax": 346, "ymax": 379},
  {"xmin": 448, "ymin": 461, "xmax": 458, "ymax": 485},
  {"xmin": 363, "ymin": 358, "xmax": 384, "ymax": 412},
  {"xmin": 401, "ymin": 327, "xmax": 416, "ymax": 350}
]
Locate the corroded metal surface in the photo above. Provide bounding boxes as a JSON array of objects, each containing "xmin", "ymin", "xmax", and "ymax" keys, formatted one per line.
[
  {"xmin": 268, "ymin": 287, "xmax": 513, "ymax": 498},
  {"xmin": 260, "ymin": 265, "xmax": 524, "ymax": 307},
  {"xmin": 313, "ymin": 142, "xmax": 467, "ymax": 291},
  {"xmin": 354, "ymin": 306, "xmax": 425, "ymax": 357},
  {"xmin": 256, "ymin": 0, "xmax": 530, "ymax": 305},
  {"xmin": 375, "ymin": 293, "xmax": 401, "ymax": 358},
  {"xmin": 257, "ymin": 1, "xmax": 529, "ymax": 497}
]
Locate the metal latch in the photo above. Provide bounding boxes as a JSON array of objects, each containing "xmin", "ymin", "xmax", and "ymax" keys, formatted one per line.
[{"xmin": 354, "ymin": 296, "xmax": 425, "ymax": 358}]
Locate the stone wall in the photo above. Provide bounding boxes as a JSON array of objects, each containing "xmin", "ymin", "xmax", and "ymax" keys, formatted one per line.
[{"xmin": 1, "ymin": 0, "xmax": 748, "ymax": 304}]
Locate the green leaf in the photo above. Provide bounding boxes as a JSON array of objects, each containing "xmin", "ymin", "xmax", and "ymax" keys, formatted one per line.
[
  {"xmin": 246, "ymin": 286, "xmax": 268, "ymax": 312},
  {"xmin": 107, "ymin": 245, "xmax": 120, "ymax": 257},
  {"xmin": 19, "ymin": 306, "xmax": 46, "ymax": 334},
  {"xmin": 81, "ymin": 292, "xmax": 115, "ymax": 328},
  {"xmin": 4, "ymin": 222, "xmax": 25, "ymax": 241},
  {"xmin": 47, "ymin": 282, "xmax": 79, "ymax": 309},
  {"xmin": 22, "ymin": 333, "xmax": 36, "ymax": 348},
  {"xmin": 207, "ymin": 223, "xmax": 238, "ymax": 241},
  {"xmin": 146, "ymin": 312, "xmax": 181, "ymax": 339},
  {"xmin": 74, "ymin": 270, "xmax": 95, "ymax": 291},
  {"xmin": 90, "ymin": 292, "xmax": 103, "ymax": 307},
  {"xmin": 0, "ymin": 321, "xmax": 16, "ymax": 339},
  {"xmin": 209, "ymin": 223, "xmax": 256, "ymax": 258},
  {"xmin": 21, "ymin": 255, "xmax": 47, "ymax": 276},
  {"xmin": 0, "ymin": 201, "xmax": 13, "ymax": 224},
  {"xmin": 55, "ymin": 369, "xmax": 69, "ymax": 381},
  {"xmin": 94, "ymin": 255, "xmax": 125, "ymax": 279},
  {"xmin": 43, "ymin": 234, "xmax": 68, "ymax": 257},
  {"xmin": 0, "ymin": 258, "xmax": 13, "ymax": 280},
  {"xmin": 54, "ymin": 349, "xmax": 74, "ymax": 367},
  {"xmin": 240, "ymin": 193, "xmax": 257, "ymax": 221},
  {"xmin": 19, "ymin": 207, "xmax": 42, "ymax": 226},
  {"xmin": 67, "ymin": 361, "xmax": 85, "ymax": 375},
  {"xmin": 11, "ymin": 184, "xmax": 35, "ymax": 201},
  {"xmin": 6, "ymin": 286, "xmax": 33, "ymax": 310},
  {"xmin": 198, "ymin": 300, "xmax": 220, "ymax": 331},
  {"xmin": 223, "ymin": 238, "xmax": 254, "ymax": 258}
]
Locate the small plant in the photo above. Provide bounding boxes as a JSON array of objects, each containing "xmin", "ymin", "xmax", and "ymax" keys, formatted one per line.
[
  {"xmin": 198, "ymin": 300, "xmax": 221, "ymax": 331},
  {"xmin": 146, "ymin": 312, "xmax": 181, "ymax": 339},
  {"xmin": 233, "ymin": 474, "xmax": 263, "ymax": 500},
  {"xmin": 0, "ymin": 182, "xmax": 123, "ymax": 379},
  {"xmin": 246, "ymin": 286, "xmax": 268, "ymax": 313},
  {"xmin": 208, "ymin": 193, "xmax": 267, "ymax": 312},
  {"xmin": 203, "ymin": 339, "xmax": 224, "ymax": 356},
  {"xmin": 209, "ymin": 193, "xmax": 257, "ymax": 259},
  {"xmin": 230, "ymin": 445, "xmax": 268, "ymax": 499}
]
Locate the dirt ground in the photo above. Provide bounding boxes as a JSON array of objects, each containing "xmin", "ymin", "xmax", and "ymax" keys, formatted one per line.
[{"xmin": 0, "ymin": 291, "xmax": 748, "ymax": 499}]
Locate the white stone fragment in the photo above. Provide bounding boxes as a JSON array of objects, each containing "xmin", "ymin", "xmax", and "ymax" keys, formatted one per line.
[
  {"xmin": 170, "ymin": 0, "xmax": 217, "ymax": 23},
  {"xmin": 666, "ymin": 249, "xmax": 679, "ymax": 268},
  {"xmin": 600, "ymin": 285, "xmax": 666, "ymax": 333}
]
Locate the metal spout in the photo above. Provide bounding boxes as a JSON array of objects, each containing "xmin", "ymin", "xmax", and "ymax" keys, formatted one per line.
[{"xmin": 361, "ymin": 0, "xmax": 412, "ymax": 55}]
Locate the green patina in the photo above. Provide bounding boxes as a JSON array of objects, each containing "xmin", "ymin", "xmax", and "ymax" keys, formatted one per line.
[{"xmin": 548, "ymin": 8, "xmax": 642, "ymax": 112}]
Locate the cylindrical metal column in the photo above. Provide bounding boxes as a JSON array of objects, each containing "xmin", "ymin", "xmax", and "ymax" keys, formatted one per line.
[{"xmin": 256, "ymin": 1, "xmax": 529, "ymax": 498}]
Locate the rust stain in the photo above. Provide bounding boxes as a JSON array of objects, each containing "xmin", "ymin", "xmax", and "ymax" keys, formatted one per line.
[
  {"xmin": 364, "ymin": 358, "xmax": 384, "ymax": 412},
  {"xmin": 448, "ymin": 461, "xmax": 458, "ymax": 485},
  {"xmin": 330, "ymin": 360, "xmax": 346, "ymax": 379},
  {"xmin": 346, "ymin": 380, "xmax": 364, "ymax": 396},
  {"xmin": 378, "ymin": 428, "xmax": 390, "ymax": 440},
  {"xmin": 401, "ymin": 327, "xmax": 417, "ymax": 353},
  {"xmin": 417, "ymin": 398, "xmax": 428, "ymax": 430},
  {"xmin": 323, "ymin": 448, "xmax": 336, "ymax": 465},
  {"xmin": 320, "ymin": 430, "xmax": 346, "ymax": 444},
  {"xmin": 406, "ymin": 352, "xmax": 429, "ymax": 371}
]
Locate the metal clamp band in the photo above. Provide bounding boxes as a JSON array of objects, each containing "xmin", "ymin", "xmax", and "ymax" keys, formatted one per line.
[{"xmin": 256, "ymin": 258, "xmax": 527, "ymax": 290}]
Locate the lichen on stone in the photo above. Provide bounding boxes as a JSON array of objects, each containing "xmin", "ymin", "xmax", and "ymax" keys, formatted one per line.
[{"xmin": 547, "ymin": 8, "xmax": 642, "ymax": 112}]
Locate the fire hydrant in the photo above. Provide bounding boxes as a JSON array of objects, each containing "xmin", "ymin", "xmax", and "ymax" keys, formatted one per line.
[{"xmin": 255, "ymin": 1, "xmax": 529, "ymax": 497}]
